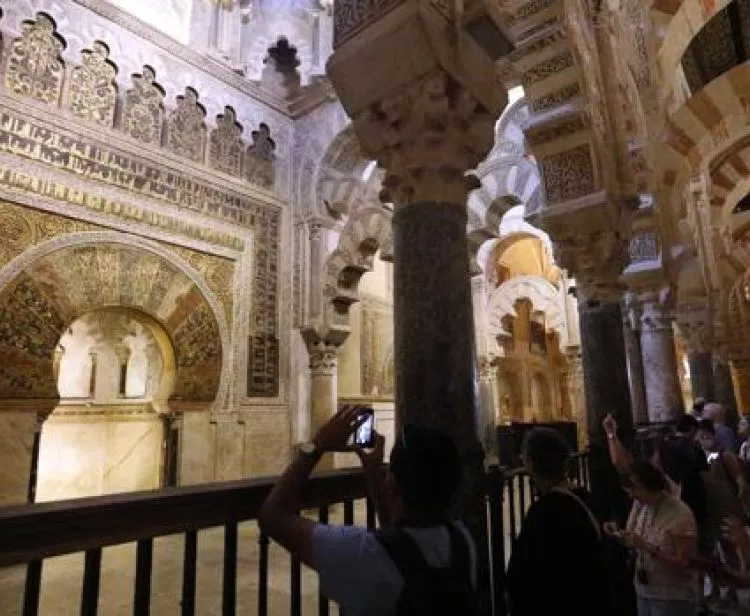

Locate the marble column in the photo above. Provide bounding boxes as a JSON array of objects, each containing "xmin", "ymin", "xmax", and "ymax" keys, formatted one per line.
[
  {"xmin": 308, "ymin": 341, "xmax": 338, "ymax": 470},
  {"xmin": 688, "ymin": 352, "xmax": 715, "ymax": 403},
  {"xmin": 714, "ymin": 354, "xmax": 739, "ymax": 417},
  {"xmin": 162, "ymin": 412, "xmax": 182, "ymax": 488},
  {"xmin": 308, "ymin": 222, "xmax": 324, "ymax": 319},
  {"xmin": 622, "ymin": 304, "xmax": 648, "ymax": 424},
  {"xmin": 477, "ymin": 355, "xmax": 499, "ymax": 461},
  {"xmin": 578, "ymin": 296, "xmax": 633, "ymax": 520},
  {"xmin": 640, "ymin": 299, "xmax": 684, "ymax": 422}
]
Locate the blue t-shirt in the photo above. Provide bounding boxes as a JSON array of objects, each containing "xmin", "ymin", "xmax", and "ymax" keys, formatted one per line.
[{"xmin": 312, "ymin": 522, "xmax": 477, "ymax": 616}]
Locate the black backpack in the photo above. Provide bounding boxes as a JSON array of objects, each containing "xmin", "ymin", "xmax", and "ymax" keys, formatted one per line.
[{"xmin": 375, "ymin": 523, "xmax": 479, "ymax": 616}]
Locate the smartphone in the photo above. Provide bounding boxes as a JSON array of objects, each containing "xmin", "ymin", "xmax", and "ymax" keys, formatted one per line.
[{"xmin": 354, "ymin": 409, "xmax": 375, "ymax": 448}]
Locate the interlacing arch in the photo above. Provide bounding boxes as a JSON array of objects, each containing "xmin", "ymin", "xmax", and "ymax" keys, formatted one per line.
[
  {"xmin": 321, "ymin": 206, "xmax": 393, "ymax": 328},
  {"xmin": 467, "ymin": 99, "xmax": 542, "ymax": 271},
  {"xmin": 658, "ymin": 62, "xmax": 750, "ymax": 224}
]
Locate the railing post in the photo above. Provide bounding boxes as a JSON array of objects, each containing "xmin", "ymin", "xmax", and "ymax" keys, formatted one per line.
[
  {"xmin": 507, "ymin": 472, "xmax": 517, "ymax": 542},
  {"xmin": 257, "ymin": 532, "xmax": 269, "ymax": 616},
  {"xmin": 133, "ymin": 538, "xmax": 153, "ymax": 616},
  {"xmin": 80, "ymin": 548, "xmax": 102, "ymax": 616},
  {"xmin": 318, "ymin": 507, "xmax": 330, "ymax": 616},
  {"xmin": 22, "ymin": 560, "xmax": 42, "ymax": 616},
  {"xmin": 181, "ymin": 530, "xmax": 197, "ymax": 616},
  {"xmin": 223, "ymin": 522, "xmax": 238, "ymax": 616}
]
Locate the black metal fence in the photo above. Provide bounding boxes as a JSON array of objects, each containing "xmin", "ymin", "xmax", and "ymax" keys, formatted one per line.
[{"xmin": 0, "ymin": 454, "xmax": 589, "ymax": 616}]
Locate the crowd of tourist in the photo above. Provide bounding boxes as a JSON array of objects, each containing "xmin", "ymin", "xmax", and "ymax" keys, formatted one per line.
[{"xmin": 258, "ymin": 400, "xmax": 750, "ymax": 615}]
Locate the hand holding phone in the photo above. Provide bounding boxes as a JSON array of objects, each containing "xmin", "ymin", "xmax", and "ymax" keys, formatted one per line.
[{"xmin": 353, "ymin": 409, "xmax": 375, "ymax": 448}]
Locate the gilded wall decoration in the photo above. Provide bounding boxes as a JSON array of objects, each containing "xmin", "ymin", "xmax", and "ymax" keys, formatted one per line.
[
  {"xmin": 66, "ymin": 41, "xmax": 118, "ymax": 127},
  {"xmin": 0, "ymin": 273, "xmax": 65, "ymax": 398},
  {"xmin": 167, "ymin": 87, "xmax": 207, "ymax": 163},
  {"xmin": 0, "ymin": 200, "xmax": 98, "ymax": 270},
  {"xmin": 121, "ymin": 65, "xmax": 165, "ymax": 145},
  {"xmin": 210, "ymin": 106, "xmax": 244, "ymax": 177},
  {"xmin": 541, "ymin": 145, "xmax": 596, "ymax": 205},
  {"xmin": 0, "ymin": 242, "xmax": 224, "ymax": 402},
  {"xmin": 247, "ymin": 123, "xmax": 276, "ymax": 190},
  {"xmin": 5, "ymin": 13, "xmax": 65, "ymax": 105},
  {"xmin": 170, "ymin": 244, "xmax": 235, "ymax": 324}
]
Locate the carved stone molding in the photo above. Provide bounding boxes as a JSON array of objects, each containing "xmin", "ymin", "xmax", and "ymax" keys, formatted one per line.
[
  {"xmin": 308, "ymin": 341, "xmax": 338, "ymax": 375},
  {"xmin": 477, "ymin": 355, "xmax": 497, "ymax": 382},
  {"xmin": 66, "ymin": 41, "xmax": 118, "ymax": 127},
  {"xmin": 639, "ymin": 288, "xmax": 675, "ymax": 333},
  {"xmin": 675, "ymin": 303, "xmax": 713, "ymax": 353},
  {"xmin": 121, "ymin": 66, "xmax": 165, "ymax": 145},
  {"xmin": 353, "ymin": 71, "xmax": 495, "ymax": 207}
]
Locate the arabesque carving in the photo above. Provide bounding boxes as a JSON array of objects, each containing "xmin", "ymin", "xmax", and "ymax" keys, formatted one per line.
[
  {"xmin": 167, "ymin": 87, "xmax": 207, "ymax": 163},
  {"xmin": 210, "ymin": 106, "xmax": 244, "ymax": 177},
  {"xmin": 246, "ymin": 122, "xmax": 276, "ymax": 190},
  {"xmin": 66, "ymin": 41, "xmax": 118, "ymax": 127},
  {"xmin": 121, "ymin": 65, "xmax": 165, "ymax": 145},
  {"xmin": 354, "ymin": 71, "xmax": 494, "ymax": 206},
  {"xmin": 5, "ymin": 13, "xmax": 65, "ymax": 105}
]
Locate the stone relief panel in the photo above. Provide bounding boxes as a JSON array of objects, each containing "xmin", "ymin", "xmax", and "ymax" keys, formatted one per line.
[
  {"xmin": 121, "ymin": 65, "xmax": 165, "ymax": 145},
  {"xmin": 66, "ymin": 41, "xmax": 118, "ymax": 127},
  {"xmin": 361, "ymin": 297, "xmax": 394, "ymax": 398},
  {"xmin": 629, "ymin": 232, "xmax": 659, "ymax": 262},
  {"xmin": 210, "ymin": 106, "xmax": 244, "ymax": 177},
  {"xmin": 5, "ymin": 12, "xmax": 65, "ymax": 105},
  {"xmin": 333, "ymin": 0, "xmax": 405, "ymax": 47},
  {"xmin": 0, "ymin": 242, "xmax": 225, "ymax": 402},
  {"xmin": 246, "ymin": 122, "xmax": 276, "ymax": 190},
  {"xmin": 540, "ymin": 145, "xmax": 596, "ymax": 205},
  {"xmin": 167, "ymin": 87, "xmax": 207, "ymax": 163}
]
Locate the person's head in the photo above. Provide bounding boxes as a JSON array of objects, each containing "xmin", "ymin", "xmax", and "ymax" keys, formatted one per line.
[
  {"xmin": 704, "ymin": 402, "xmax": 725, "ymax": 424},
  {"xmin": 739, "ymin": 416, "xmax": 750, "ymax": 439},
  {"xmin": 387, "ymin": 425, "xmax": 462, "ymax": 522},
  {"xmin": 522, "ymin": 427, "xmax": 571, "ymax": 488},
  {"xmin": 676, "ymin": 413, "xmax": 699, "ymax": 440},
  {"xmin": 620, "ymin": 459, "xmax": 669, "ymax": 505},
  {"xmin": 697, "ymin": 418, "xmax": 717, "ymax": 452},
  {"xmin": 693, "ymin": 397, "xmax": 706, "ymax": 416}
]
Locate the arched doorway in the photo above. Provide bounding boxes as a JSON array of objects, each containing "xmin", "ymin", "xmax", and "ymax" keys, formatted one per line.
[
  {"xmin": 0, "ymin": 236, "xmax": 226, "ymax": 505},
  {"xmin": 36, "ymin": 308, "xmax": 176, "ymax": 501}
]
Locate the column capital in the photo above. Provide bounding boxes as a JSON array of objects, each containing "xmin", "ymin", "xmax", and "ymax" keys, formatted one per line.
[
  {"xmin": 638, "ymin": 287, "xmax": 675, "ymax": 332},
  {"xmin": 674, "ymin": 302, "xmax": 713, "ymax": 353},
  {"xmin": 309, "ymin": 220, "xmax": 323, "ymax": 241},
  {"xmin": 307, "ymin": 340, "xmax": 338, "ymax": 375},
  {"xmin": 477, "ymin": 355, "xmax": 497, "ymax": 382},
  {"xmin": 352, "ymin": 70, "xmax": 495, "ymax": 207}
]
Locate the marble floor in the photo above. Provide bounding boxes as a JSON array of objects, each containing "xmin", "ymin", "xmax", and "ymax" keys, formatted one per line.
[{"xmin": 0, "ymin": 483, "xmax": 531, "ymax": 616}]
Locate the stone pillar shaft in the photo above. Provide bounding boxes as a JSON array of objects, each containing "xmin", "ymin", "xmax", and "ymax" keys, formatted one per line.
[
  {"xmin": 715, "ymin": 355, "xmax": 739, "ymax": 418},
  {"xmin": 309, "ymin": 343, "xmax": 338, "ymax": 469},
  {"xmin": 688, "ymin": 352, "xmax": 715, "ymax": 403},
  {"xmin": 579, "ymin": 298, "xmax": 632, "ymax": 520},
  {"xmin": 622, "ymin": 313, "xmax": 648, "ymax": 424},
  {"xmin": 640, "ymin": 301, "xmax": 684, "ymax": 422},
  {"xmin": 731, "ymin": 358, "xmax": 750, "ymax": 416},
  {"xmin": 393, "ymin": 202, "xmax": 479, "ymax": 453}
]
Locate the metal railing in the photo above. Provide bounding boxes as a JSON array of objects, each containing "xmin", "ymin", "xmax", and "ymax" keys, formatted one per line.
[{"xmin": 0, "ymin": 454, "xmax": 589, "ymax": 616}]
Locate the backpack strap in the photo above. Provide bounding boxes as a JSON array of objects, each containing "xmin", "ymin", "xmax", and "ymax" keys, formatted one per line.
[
  {"xmin": 444, "ymin": 523, "xmax": 472, "ymax": 578},
  {"xmin": 376, "ymin": 527, "xmax": 430, "ymax": 582}
]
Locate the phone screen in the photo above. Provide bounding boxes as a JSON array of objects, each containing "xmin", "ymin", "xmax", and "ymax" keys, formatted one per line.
[{"xmin": 354, "ymin": 411, "xmax": 375, "ymax": 447}]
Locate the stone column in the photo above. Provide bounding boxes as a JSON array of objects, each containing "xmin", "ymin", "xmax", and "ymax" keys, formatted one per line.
[
  {"xmin": 639, "ymin": 293, "xmax": 684, "ymax": 422},
  {"xmin": 161, "ymin": 411, "xmax": 182, "ymax": 488},
  {"xmin": 577, "ymin": 290, "xmax": 633, "ymax": 520},
  {"xmin": 689, "ymin": 352, "xmax": 716, "ymax": 403},
  {"xmin": 477, "ymin": 355, "xmax": 498, "ymax": 461},
  {"xmin": 731, "ymin": 356, "xmax": 750, "ymax": 415},
  {"xmin": 622, "ymin": 300, "xmax": 648, "ymax": 424},
  {"xmin": 715, "ymin": 353, "xmax": 739, "ymax": 419},
  {"xmin": 308, "ymin": 340, "xmax": 338, "ymax": 470},
  {"xmin": 308, "ymin": 222, "xmax": 324, "ymax": 319}
]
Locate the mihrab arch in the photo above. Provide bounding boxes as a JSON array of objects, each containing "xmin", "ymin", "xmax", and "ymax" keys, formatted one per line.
[{"xmin": 0, "ymin": 232, "xmax": 230, "ymax": 410}]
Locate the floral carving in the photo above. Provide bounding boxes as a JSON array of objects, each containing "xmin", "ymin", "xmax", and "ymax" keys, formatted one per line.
[
  {"xmin": 67, "ymin": 41, "xmax": 118, "ymax": 127},
  {"xmin": 540, "ymin": 145, "xmax": 596, "ymax": 205},
  {"xmin": 210, "ymin": 106, "xmax": 244, "ymax": 177},
  {"xmin": 5, "ymin": 13, "xmax": 65, "ymax": 105},
  {"xmin": 246, "ymin": 122, "xmax": 276, "ymax": 189},
  {"xmin": 167, "ymin": 87, "xmax": 207, "ymax": 163},
  {"xmin": 121, "ymin": 65, "xmax": 165, "ymax": 145},
  {"xmin": 333, "ymin": 0, "xmax": 405, "ymax": 47}
]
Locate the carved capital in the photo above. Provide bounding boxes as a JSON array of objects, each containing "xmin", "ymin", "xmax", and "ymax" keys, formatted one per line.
[
  {"xmin": 639, "ymin": 288, "xmax": 675, "ymax": 333},
  {"xmin": 309, "ymin": 221, "xmax": 323, "ymax": 242},
  {"xmin": 675, "ymin": 303, "xmax": 712, "ymax": 353},
  {"xmin": 308, "ymin": 341, "xmax": 338, "ymax": 375},
  {"xmin": 555, "ymin": 231, "xmax": 629, "ymax": 303},
  {"xmin": 352, "ymin": 71, "xmax": 495, "ymax": 207},
  {"xmin": 477, "ymin": 354, "xmax": 497, "ymax": 382}
]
